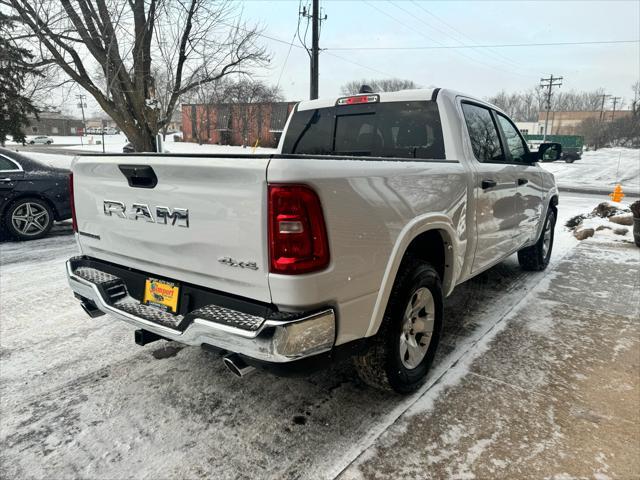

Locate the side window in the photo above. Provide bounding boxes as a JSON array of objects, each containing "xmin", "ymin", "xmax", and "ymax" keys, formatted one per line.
[
  {"xmin": 461, "ymin": 103, "xmax": 505, "ymax": 163},
  {"xmin": 0, "ymin": 156, "xmax": 20, "ymax": 171},
  {"xmin": 496, "ymin": 114, "xmax": 528, "ymax": 163}
]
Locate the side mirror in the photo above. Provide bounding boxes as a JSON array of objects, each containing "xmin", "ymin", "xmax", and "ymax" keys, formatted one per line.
[{"xmin": 537, "ymin": 142, "xmax": 562, "ymax": 162}]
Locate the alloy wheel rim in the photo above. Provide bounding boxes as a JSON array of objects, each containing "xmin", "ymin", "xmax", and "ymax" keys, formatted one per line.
[
  {"xmin": 400, "ymin": 287, "xmax": 435, "ymax": 369},
  {"xmin": 11, "ymin": 202, "xmax": 49, "ymax": 236}
]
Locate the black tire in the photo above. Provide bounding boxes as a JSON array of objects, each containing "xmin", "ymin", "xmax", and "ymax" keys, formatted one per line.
[
  {"xmin": 46, "ymin": 140, "xmax": 52, "ymax": 144},
  {"xmin": 29, "ymin": 141, "xmax": 35, "ymax": 145},
  {"xmin": 518, "ymin": 208, "xmax": 556, "ymax": 271},
  {"xmin": 3, "ymin": 197, "xmax": 54, "ymax": 241},
  {"xmin": 354, "ymin": 259, "xmax": 443, "ymax": 393}
]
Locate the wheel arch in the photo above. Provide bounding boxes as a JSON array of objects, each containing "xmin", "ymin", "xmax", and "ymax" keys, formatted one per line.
[
  {"xmin": 365, "ymin": 216, "xmax": 461, "ymax": 338},
  {"xmin": 529, "ymin": 192, "xmax": 558, "ymax": 246},
  {"xmin": 2, "ymin": 193, "xmax": 60, "ymax": 221}
]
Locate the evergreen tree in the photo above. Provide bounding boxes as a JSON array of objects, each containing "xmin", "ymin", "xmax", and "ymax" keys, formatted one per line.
[{"xmin": 0, "ymin": 12, "xmax": 39, "ymax": 146}]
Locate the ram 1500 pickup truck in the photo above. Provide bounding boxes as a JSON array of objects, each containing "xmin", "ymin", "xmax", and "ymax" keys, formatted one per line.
[{"xmin": 66, "ymin": 88, "xmax": 561, "ymax": 393}]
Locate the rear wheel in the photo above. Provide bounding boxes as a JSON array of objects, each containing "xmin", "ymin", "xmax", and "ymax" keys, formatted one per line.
[
  {"xmin": 354, "ymin": 259, "xmax": 443, "ymax": 393},
  {"xmin": 4, "ymin": 198, "xmax": 54, "ymax": 241},
  {"xmin": 518, "ymin": 208, "xmax": 556, "ymax": 271}
]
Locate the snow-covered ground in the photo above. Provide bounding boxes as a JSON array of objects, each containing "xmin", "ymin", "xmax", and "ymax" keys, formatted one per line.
[
  {"xmin": 541, "ymin": 147, "xmax": 640, "ymax": 194},
  {"xmin": 3, "ymin": 192, "xmax": 636, "ymax": 479},
  {"xmin": 6, "ymin": 133, "xmax": 131, "ymax": 148}
]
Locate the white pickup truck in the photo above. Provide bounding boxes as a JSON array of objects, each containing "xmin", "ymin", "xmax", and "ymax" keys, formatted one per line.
[{"xmin": 66, "ymin": 88, "xmax": 561, "ymax": 393}]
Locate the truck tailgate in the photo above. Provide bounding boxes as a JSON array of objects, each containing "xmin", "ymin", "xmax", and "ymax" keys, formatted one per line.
[{"xmin": 72, "ymin": 155, "xmax": 272, "ymax": 303}]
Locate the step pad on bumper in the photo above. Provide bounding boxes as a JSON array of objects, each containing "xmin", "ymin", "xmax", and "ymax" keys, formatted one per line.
[
  {"xmin": 66, "ymin": 257, "xmax": 335, "ymax": 362},
  {"xmin": 191, "ymin": 305, "xmax": 264, "ymax": 331}
]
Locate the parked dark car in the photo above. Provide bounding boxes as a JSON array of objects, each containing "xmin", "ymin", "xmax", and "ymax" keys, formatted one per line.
[{"xmin": 0, "ymin": 147, "xmax": 71, "ymax": 241}]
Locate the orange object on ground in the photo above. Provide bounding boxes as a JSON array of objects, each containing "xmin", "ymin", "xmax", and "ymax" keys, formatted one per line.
[{"xmin": 609, "ymin": 184, "xmax": 625, "ymax": 202}]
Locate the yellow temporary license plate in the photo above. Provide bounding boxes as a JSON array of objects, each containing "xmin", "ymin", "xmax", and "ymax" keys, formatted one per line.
[{"xmin": 143, "ymin": 278, "xmax": 180, "ymax": 314}]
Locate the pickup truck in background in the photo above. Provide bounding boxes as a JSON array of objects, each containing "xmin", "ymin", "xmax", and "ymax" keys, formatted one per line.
[{"xmin": 66, "ymin": 88, "xmax": 561, "ymax": 393}]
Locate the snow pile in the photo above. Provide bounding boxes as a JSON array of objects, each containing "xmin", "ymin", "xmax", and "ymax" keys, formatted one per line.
[
  {"xmin": 565, "ymin": 201, "xmax": 635, "ymax": 242},
  {"xmin": 541, "ymin": 148, "xmax": 640, "ymax": 194}
]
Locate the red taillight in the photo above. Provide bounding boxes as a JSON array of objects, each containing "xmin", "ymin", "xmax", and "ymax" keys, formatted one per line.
[
  {"xmin": 69, "ymin": 172, "xmax": 77, "ymax": 233},
  {"xmin": 268, "ymin": 185, "xmax": 330, "ymax": 275}
]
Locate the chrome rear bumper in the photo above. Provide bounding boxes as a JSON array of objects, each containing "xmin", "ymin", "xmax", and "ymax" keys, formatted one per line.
[{"xmin": 66, "ymin": 258, "xmax": 335, "ymax": 363}]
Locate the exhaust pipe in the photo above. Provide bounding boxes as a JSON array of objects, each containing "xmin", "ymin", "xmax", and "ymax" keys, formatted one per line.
[
  {"xmin": 134, "ymin": 329, "xmax": 164, "ymax": 346},
  {"xmin": 80, "ymin": 300, "xmax": 105, "ymax": 318},
  {"xmin": 223, "ymin": 353, "xmax": 256, "ymax": 378}
]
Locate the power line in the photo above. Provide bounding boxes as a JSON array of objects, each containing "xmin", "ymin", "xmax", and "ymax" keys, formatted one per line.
[
  {"xmin": 387, "ymin": 0, "xmax": 523, "ymax": 71},
  {"xmin": 362, "ymin": 0, "xmax": 530, "ymax": 79},
  {"xmin": 216, "ymin": 18, "xmax": 396, "ymax": 90},
  {"xmin": 275, "ymin": 28, "xmax": 299, "ymax": 91},
  {"xmin": 407, "ymin": 0, "xmax": 522, "ymax": 68},
  {"xmin": 324, "ymin": 51, "xmax": 396, "ymax": 78},
  {"xmin": 323, "ymin": 39, "xmax": 639, "ymax": 51}
]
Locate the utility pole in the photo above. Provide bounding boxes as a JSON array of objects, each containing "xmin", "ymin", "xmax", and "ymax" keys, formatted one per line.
[
  {"xmin": 610, "ymin": 96, "xmax": 621, "ymax": 121},
  {"xmin": 540, "ymin": 75, "xmax": 563, "ymax": 142},
  {"xmin": 300, "ymin": 1, "xmax": 326, "ymax": 100},
  {"xmin": 599, "ymin": 93, "xmax": 611, "ymax": 122},
  {"xmin": 311, "ymin": 0, "xmax": 319, "ymax": 100},
  {"xmin": 75, "ymin": 94, "xmax": 87, "ymax": 147},
  {"xmin": 75, "ymin": 94, "xmax": 87, "ymax": 134}
]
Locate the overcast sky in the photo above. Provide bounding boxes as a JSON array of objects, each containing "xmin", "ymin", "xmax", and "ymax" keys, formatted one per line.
[{"xmin": 236, "ymin": 0, "xmax": 639, "ymax": 107}]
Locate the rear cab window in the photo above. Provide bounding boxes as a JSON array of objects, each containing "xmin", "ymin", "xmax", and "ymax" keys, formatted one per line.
[{"xmin": 281, "ymin": 100, "xmax": 446, "ymax": 160}]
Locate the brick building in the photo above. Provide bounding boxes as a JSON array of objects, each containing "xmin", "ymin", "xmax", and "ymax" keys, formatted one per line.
[
  {"xmin": 27, "ymin": 111, "xmax": 85, "ymax": 136},
  {"xmin": 181, "ymin": 101, "xmax": 296, "ymax": 148}
]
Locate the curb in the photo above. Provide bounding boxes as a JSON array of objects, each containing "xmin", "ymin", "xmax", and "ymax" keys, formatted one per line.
[{"xmin": 558, "ymin": 186, "xmax": 640, "ymax": 197}]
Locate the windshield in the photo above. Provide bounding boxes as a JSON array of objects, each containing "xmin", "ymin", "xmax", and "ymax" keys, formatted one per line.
[{"xmin": 281, "ymin": 100, "xmax": 445, "ymax": 160}]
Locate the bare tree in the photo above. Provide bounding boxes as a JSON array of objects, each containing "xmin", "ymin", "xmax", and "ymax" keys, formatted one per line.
[
  {"xmin": 3, "ymin": 0, "xmax": 270, "ymax": 151},
  {"xmin": 488, "ymin": 86, "xmax": 611, "ymax": 122},
  {"xmin": 340, "ymin": 78, "xmax": 418, "ymax": 95},
  {"xmin": 632, "ymin": 81, "xmax": 640, "ymax": 115}
]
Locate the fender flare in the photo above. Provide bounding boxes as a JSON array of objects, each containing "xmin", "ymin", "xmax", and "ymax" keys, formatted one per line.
[
  {"xmin": 364, "ymin": 214, "xmax": 462, "ymax": 337},
  {"xmin": 530, "ymin": 188, "xmax": 559, "ymax": 245}
]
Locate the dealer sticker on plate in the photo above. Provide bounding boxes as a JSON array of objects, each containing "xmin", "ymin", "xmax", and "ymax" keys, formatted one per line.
[{"xmin": 143, "ymin": 278, "xmax": 180, "ymax": 314}]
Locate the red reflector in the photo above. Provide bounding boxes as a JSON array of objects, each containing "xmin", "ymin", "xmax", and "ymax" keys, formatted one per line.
[
  {"xmin": 69, "ymin": 172, "xmax": 77, "ymax": 233},
  {"xmin": 268, "ymin": 185, "xmax": 330, "ymax": 275},
  {"xmin": 336, "ymin": 94, "xmax": 379, "ymax": 106}
]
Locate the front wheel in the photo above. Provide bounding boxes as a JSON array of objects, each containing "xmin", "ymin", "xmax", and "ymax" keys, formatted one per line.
[
  {"xmin": 3, "ymin": 198, "xmax": 54, "ymax": 240},
  {"xmin": 354, "ymin": 259, "xmax": 443, "ymax": 393},
  {"xmin": 518, "ymin": 208, "xmax": 556, "ymax": 271}
]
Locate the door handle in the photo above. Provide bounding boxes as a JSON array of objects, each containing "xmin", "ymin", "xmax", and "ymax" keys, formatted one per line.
[
  {"xmin": 517, "ymin": 178, "xmax": 528, "ymax": 186},
  {"xmin": 481, "ymin": 179, "xmax": 497, "ymax": 190},
  {"xmin": 118, "ymin": 165, "xmax": 157, "ymax": 189}
]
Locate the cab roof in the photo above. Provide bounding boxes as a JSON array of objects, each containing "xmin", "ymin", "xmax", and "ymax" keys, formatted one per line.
[{"xmin": 295, "ymin": 87, "xmax": 503, "ymax": 115}]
